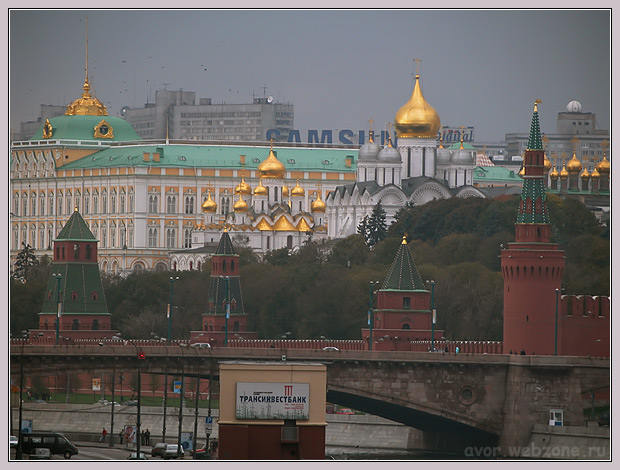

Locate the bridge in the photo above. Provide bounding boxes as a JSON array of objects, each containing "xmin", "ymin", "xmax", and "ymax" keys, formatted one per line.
[{"xmin": 10, "ymin": 341, "xmax": 609, "ymax": 455}]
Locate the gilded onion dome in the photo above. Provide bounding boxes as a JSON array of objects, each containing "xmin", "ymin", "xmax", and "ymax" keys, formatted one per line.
[
  {"xmin": 311, "ymin": 193, "xmax": 326, "ymax": 212},
  {"xmin": 580, "ymin": 167, "xmax": 591, "ymax": 181},
  {"xmin": 544, "ymin": 154, "xmax": 552, "ymax": 172},
  {"xmin": 519, "ymin": 165, "xmax": 525, "ymax": 177},
  {"xmin": 560, "ymin": 164, "xmax": 569, "ymax": 179},
  {"xmin": 233, "ymin": 193, "xmax": 248, "ymax": 212},
  {"xmin": 234, "ymin": 174, "xmax": 252, "ymax": 195},
  {"xmin": 566, "ymin": 153, "xmax": 582, "ymax": 173},
  {"xmin": 596, "ymin": 155, "xmax": 610, "ymax": 175},
  {"xmin": 201, "ymin": 190, "xmax": 217, "ymax": 213},
  {"xmin": 282, "ymin": 184, "xmax": 289, "ymax": 198},
  {"xmin": 590, "ymin": 167, "xmax": 600, "ymax": 181},
  {"xmin": 394, "ymin": 74, "xmax": 441, "ymax": 138},
  {"xmin": 549, "ymin": 165, "xmax": 559, "ymax": 180},
  {"xmin": 258, "ymin": 147, "xmax": 286, "ymax": 179},
  {"xmin": 291, "ymin": 179, "xmax": 305, "ymax": 197},
  {"xmin": 253, "ymin": 177, "xmax": 268, "ymax": 196}
]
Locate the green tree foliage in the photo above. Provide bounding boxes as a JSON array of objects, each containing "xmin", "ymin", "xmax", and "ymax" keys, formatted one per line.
[
  {"xmin": 12, "ymin": 243, "xmax": 38, "ymax": 281},
  {"xmin": 358, "ymin": 201, "xmax": 387, "ymax": 248},
  {"xmin": 328, "ymin": 234, "xmax": 369, "ymax": 267}
]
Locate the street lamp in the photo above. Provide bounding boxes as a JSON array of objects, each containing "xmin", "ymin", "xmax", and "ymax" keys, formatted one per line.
[
  {"xmin": 150, "ymin": 334, "xmax": 170, "ymax": 444},
  {"xmin": 427, "ymin": 280, "xmax": 436, "ymax": 352},
  {"xmin": 99, "ymin": 341, "xmax": 116, "ymax": 448},
  {"xmin": 168, "ymin": 276, "xmax": 179, "ymax": 342},
  {"xmin": 368, "ymin": 281, "xmax": 379, "ymax": 350},
  {"xmin": 53, "ymin": 273, "xmax": 62, "ymax": 344}
]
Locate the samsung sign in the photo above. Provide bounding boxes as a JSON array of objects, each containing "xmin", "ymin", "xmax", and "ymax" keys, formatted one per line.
[
  {"xmin": 266, "ymin": 126, "xmax": 474, "ymax": 145},
  {"xmin": 236, "ymin": 382, "xmax": 310, "ymax": 420}
]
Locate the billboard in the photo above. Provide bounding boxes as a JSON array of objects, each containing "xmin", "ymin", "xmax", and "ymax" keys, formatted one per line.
[{"xmin": 236, "ymin": 382, "xmax": 309, "ymax": 420}]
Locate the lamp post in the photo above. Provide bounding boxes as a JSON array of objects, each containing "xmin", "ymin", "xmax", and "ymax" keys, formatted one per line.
[
  {"xmin": 168, "ymin": 276, "xmax": 179, "ymax": 342},
  {"xmin": 368, "ymin": 281, "xmax": 379, "ymax": 351},
  {"xmin": 176, "ymin": 343, "xmax": 186, "ymax": 459},
  {"xmin": 427, "ymin": 280, "xmax": 436, "ymax": 352},
  {"xmin": 53, "ymin": 273, "xmax": 62, "ymax": 345},
  {"xmin": 554, "ymin": 288, "xmax": 560, "ymax": 356},
  {"xmin": 221, "ymin": 276, "xmax": 230, "ymax": 346},
  {"xmin": 99, "ymin": 342, "xmax": 116, "ymax": 448}
]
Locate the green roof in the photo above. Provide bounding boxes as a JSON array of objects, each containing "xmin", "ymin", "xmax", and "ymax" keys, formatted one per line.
[
  {"xmin": 215, "ymin": 231, "xmax": 236, "ymax": 256},
  {"xmin": 448, "ymin": 141, "xmax": 476, "ymax": 150},
  {"xmin": 474, "ymin": 166, "xmax": 522, "ymax": 182},
  {"xmin": 55, "ymin": 210, "xmax": 96, "ymax": 241},
  {"xmin": 382, "ymin": 240, "xmax": 426, "ymax": 291},
  {"xmin": 527, "ymin": 104, "xmax": 543, "ymax": 150},
  {"xmin": 30, "ymin": 115, "xmax": 140, "ymax": 142},
  {"xmin": 59, "ymin": 143, "xmax": 357, "ymax": 172},
  {"xmin": 41, "ymin": 263, "xmax": 109, "ymax": 315}
]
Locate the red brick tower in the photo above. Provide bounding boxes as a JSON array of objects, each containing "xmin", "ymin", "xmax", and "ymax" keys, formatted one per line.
[
  {"xmin": 500, "ymin": 101, "xmax": 565, "ymax": 355},
  {"xmin": 193, "ymin": 230, "xmax": 256, "ymax": 345}
]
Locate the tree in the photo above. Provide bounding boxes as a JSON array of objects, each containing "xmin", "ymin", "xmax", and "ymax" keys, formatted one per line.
[
  {"xmin": 12, "ymin": 243, "xmax": 38, "ymax": 281},
  {"xmin": 358, "ymin": 202, "xmax": 387, "ymax": 248},
  {"xmin": 327, "ymin": 234, "xmax": 369, "ymax": 267}
]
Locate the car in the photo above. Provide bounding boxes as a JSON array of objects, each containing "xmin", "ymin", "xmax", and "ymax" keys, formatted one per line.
[
  {"xmin": 10, "ymin": 435, "xmax": 18, "ymax": 448},
  {"xmin": 192, "ymin": 448, "xmax": 210, "ymax": 460},
  {"xmin": 598, "ymin": 411, "xmax": 610, "ymax": 426},
  {"xmin": 190, "ymin": 342, "xmax": 211, "ymax": 349},
  {"xmin": 336, "ymin": 408, "xmax": 355, "ymax": 414},
  {"xmin": 29, "ymin": 448, "xmax": 52, "ymax": 460},
  {"xmin": 150, "ymin": 442, "xmax": 167, "ymax": 457},
  {"xmin": 127, "ymin": 452, "xmax": 148, "ymax": 460},
  {"xmin": 163, "ymin": 444, "xmax": 184, "ymax": 460},
  {"xmin": 322, "ymin": 346, "xmax": 339, "ymax": 351},
  {"xmin": 122, "ymin": 400, "xmax": 138, "ymax": 406}
]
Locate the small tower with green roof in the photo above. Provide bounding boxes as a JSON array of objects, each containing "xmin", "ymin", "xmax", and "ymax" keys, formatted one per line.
[
  {"xmin": 36, "ymin": 208, "xmax": 118, "ymax": 341},
  {"xmin": 362, "ymin": 236, "xmax": 443, "ymax": 351}
]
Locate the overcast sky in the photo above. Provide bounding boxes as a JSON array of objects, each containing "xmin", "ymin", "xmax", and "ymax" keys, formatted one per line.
[{"xmin": 8, "ymin": 8, "xmax": 611, "ymax": 143}]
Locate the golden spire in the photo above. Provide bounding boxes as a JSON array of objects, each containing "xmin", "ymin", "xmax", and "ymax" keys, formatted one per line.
[
  {"xmin": 401, "ymin": 235, "xmax": 408, "ymax": 245},
  {"xmin": 65, "ymin": 17, "xmax": 107, "ymax": 116}
]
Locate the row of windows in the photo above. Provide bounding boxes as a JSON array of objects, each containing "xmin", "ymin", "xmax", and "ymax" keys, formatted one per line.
[
  {"xmin": 180, "ymin": 111, "xmax": 262, "ymax": 118},
  {"xmin": 13, "ymin": 191, "xmax": 135, "ymax": 217}
]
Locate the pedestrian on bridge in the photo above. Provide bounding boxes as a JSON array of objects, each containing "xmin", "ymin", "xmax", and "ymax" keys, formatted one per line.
[{"xmin": 99, "ymin": 428, "xmax": 107, "ymax": 443}]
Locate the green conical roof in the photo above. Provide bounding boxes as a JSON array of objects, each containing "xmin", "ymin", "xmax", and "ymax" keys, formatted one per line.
[
  {"xmin": 382, "ymin": 237, "xmax": 425, "ymax": 291},
  {"xmin": 527, "ymin": 100, "xmax": 543, "ymax": 151},
  {"xmin": 56, "ymin": 209, "xmax": 96, "ymax": 241},
  {"xmin": 214, "ymin": 230, "xmax": 236, "ymax": 256}
]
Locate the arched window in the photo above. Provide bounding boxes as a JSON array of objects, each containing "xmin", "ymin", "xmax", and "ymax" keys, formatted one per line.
[
  {"xmin": 72, "ymin": 319, "xmax": 79, "ymax": 330},
  {"xmin": 86, "ymin": 244, "xmax": 92, "ymax": 259},
  {"xmin": 92, "ymin": 319, "xmax": 100, "ymax": 330},
  {"xmin": 73, "ymin": 243, "xmax": 80, "ymax": 259},
  {"xmin": 402, "ymin": 323, "xmax": 411, "ymax": 329},
  {"xmin": 287, "ymin": 235, "xmax": 293, "ymax": 249}
]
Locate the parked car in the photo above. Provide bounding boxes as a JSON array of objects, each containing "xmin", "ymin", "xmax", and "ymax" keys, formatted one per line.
[
  {"xmin": 151, "ymin": 443, "xmax": 184, "ymax": 459},
  {"xmin": 336, "ymin": 408, "xmax": 355, "ymax": 414},
  {"xmin": 598, "ymin": 411, "xmax": 610, "ymax": 426},
  {"xmin": 190, "ymin": 342, "xmax": 211, "ymax": 349},
  {"xmin": 150, "ymin": 443, "xmax": 167, "ymax": 457},
  {"xmin": 29, "ymin": 448, "xmax": 52, "ymax": 460},
  {"xmin": 127, "ymin": 452, "xmax": 148, "ymax": 460},
  {"xmin": 163, "ymin": 444, "xmax": 184, "ymax": 459},
  {"xmin": 10, "ymin": 435, "xmax": 18, "ymax": 448},
  {"xmin": 192, "ymin": 448, "xmax": 210, "ymax": 460}
]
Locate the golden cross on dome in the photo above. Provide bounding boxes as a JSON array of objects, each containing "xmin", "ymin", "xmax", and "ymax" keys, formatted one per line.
[
  {"xmin": 368, "ymin": 118, "xmax": 374, "ymax": 132},
  {"xmin": 602, "ymin": 139, "xmax": 608, "ymax": 155},
  {"xmin": 570, "ymin": 136, "xmax": 579, "ymax": 154},
  {"xmin": 413, "ymin": 58, "xmax": 421, "ymax": 76}
]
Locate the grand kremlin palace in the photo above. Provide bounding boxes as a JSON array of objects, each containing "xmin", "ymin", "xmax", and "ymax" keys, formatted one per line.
[{"xmin": 10, "ymin": 74, "xmax": 360, "ymax": 272}]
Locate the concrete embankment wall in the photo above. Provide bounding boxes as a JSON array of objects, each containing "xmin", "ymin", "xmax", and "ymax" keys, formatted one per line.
[
  {"xmin": 524, "ymin": 423, "xmax": 610, "ymax": 460},
  {"xmin": 12, "ymin": 403, "xmax": 414, "ymax": 450}
]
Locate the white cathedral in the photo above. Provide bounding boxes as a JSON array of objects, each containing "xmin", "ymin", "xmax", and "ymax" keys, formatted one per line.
[{"xmin": 325, "ymin": 72, "xmax": 485, "ymax": 238}]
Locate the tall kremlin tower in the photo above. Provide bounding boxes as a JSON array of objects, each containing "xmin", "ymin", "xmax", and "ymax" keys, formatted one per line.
[{"xmin": 500, "ymin": 101, "xmax": 565, "ymax": 355}]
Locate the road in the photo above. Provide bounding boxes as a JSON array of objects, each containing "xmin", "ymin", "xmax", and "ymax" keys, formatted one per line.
[{"xmin": 11, "ymin": 443, "xmax": 195, "ymax": 461}]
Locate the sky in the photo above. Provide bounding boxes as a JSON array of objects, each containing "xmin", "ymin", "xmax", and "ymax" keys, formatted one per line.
[{"xmin": 7, "ymin": 7, "xmax": 612, "ymax": 143}]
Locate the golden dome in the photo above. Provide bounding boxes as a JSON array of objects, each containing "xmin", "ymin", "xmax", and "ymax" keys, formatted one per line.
[
  {"xmin": 282, "ymin": 184, "xmax": 289, "ymax": 198},
  {"xmin": 234, "ymin": 174, "xmax": 252, "ymax": 195},
  {"xmin": 253, "ymin": 178, "xmax": 268, "ymax": 196},
  {"xmin": 560, "ymin": 164, "xmax": 569, "ymax": 179},
  {"xmin": 566, "ymin": 153, "xmax": 582, "ymax": 173},
  {"xmin": 201, "ymin": 190, "xmax": 217, "ymax": 213},
  {"xmin": 549, "ymin": 166, "xmax": 559, "ymax": 180},
  {"xmin": 233, "ymin": 193, "xmax": 248, "ymax": 212},
  {"xmin": 290, "ymin": 179, "xmax": 305, "ymax": 197},
  {"xmin": 65, "ymin": 78, "xmax": 108, "ymax": 116},
  {"xmin": 258, "ymin": 148, "xmax": 286, "ymax": 179},
  {"xmin": 580, "ymin": 167, "xmax": 591, "ymax": 180},
  {"xmin": 311, "ymin": 193, "xmax": 326, "ymax": 212},
  {"xmin": 519, "ymin": 165, "xmax": 525, "ymax": 177},
  {"xmin": 544, "ymin": 154, "xmax": 552, "ymax": 172},
  {"xmin": 394, "ymin": 74, "xmax": 441, "ymax": 138},
  {"xmin": 596, "ymin": 155, "xmax": 610, "ymax": 175},
  {"xmin": 591, "ymin": 167, "xmax": 600, "ymax": 180}
]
